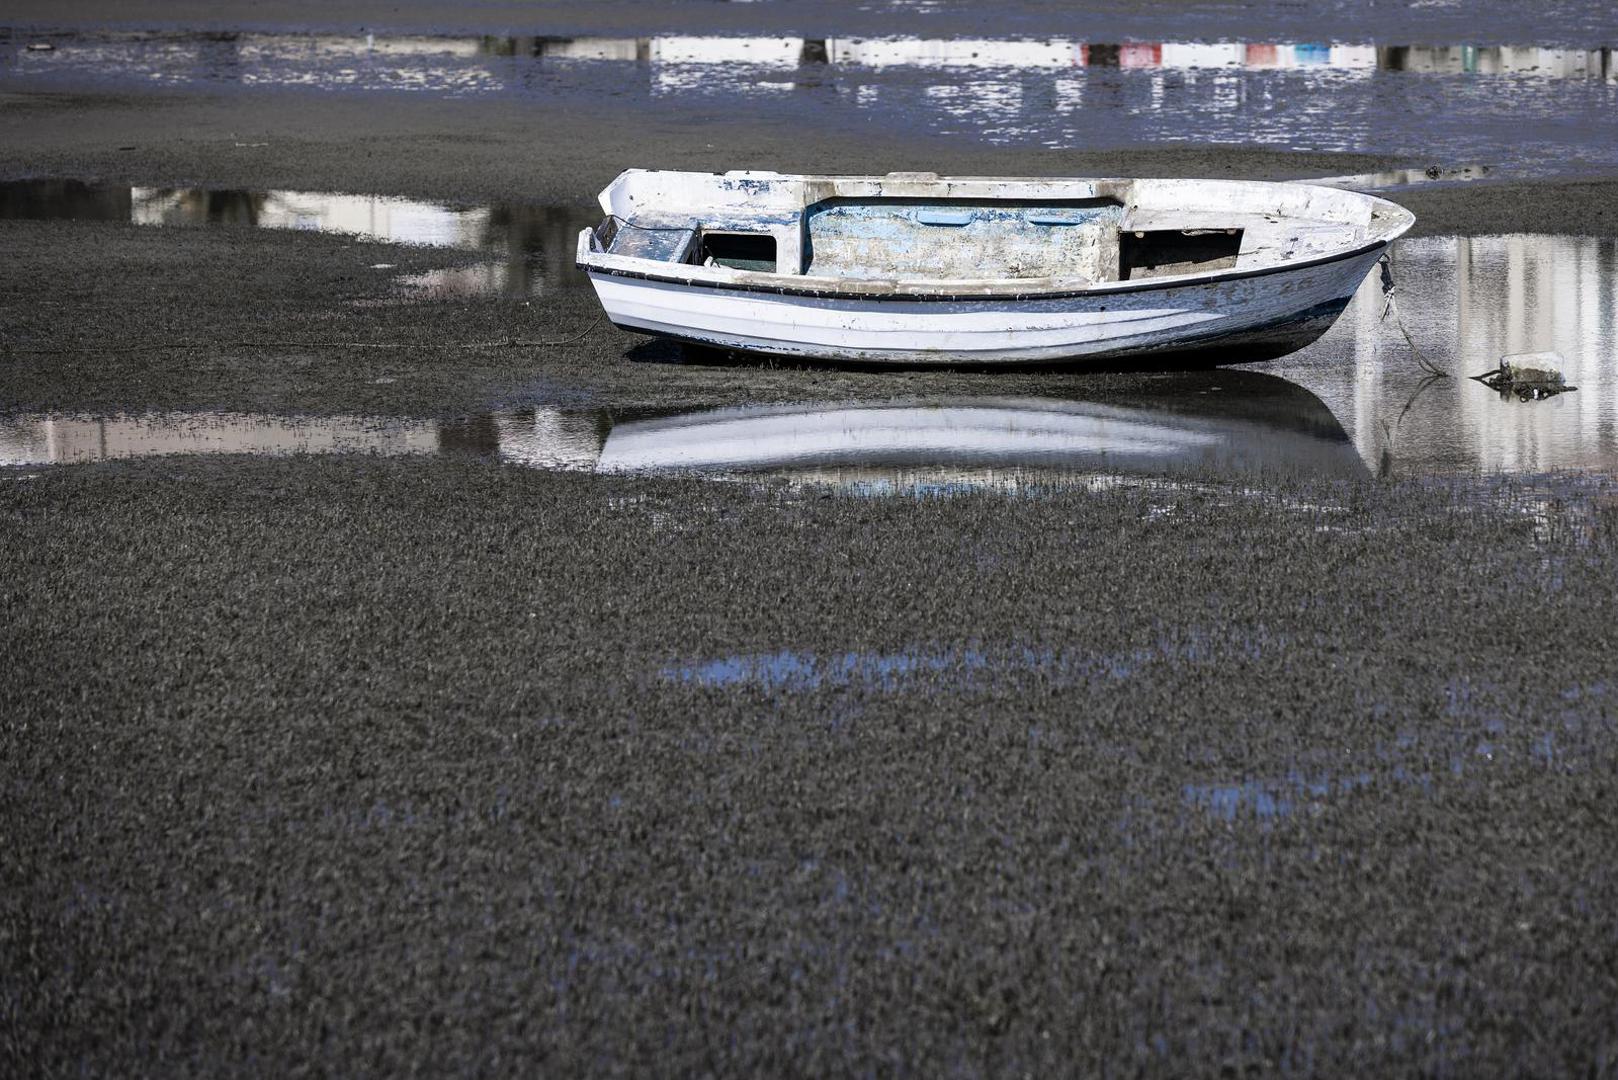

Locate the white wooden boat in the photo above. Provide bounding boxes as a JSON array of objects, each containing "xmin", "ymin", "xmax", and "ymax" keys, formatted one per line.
[{"xmin": 576, "ymin": 170, "xmax": 1414, "ymax": 366}]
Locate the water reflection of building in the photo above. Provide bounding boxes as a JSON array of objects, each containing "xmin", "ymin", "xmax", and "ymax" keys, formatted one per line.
[
  {"xmin": 1377, "ymin": 45, "xmax": 1613, "ymax": 78},
  {"xmin": 491, "ymin": 409, "xmax": 609, "ymax": 470},
  {"xmin": 130, "ymin": 188, "xmax": 489, "ymax": 244},
  {"xmin": 519, "ymin": 36, "xmax": 1605, "ymax": 80},
  {"xmin": 0, "ymin": 178, "xmax": 132, "ymax": 221},
  {"xmin": 11, "ymin": 32, "xmax": 1615, "ymax": 165},
  {"xmin": 1277, "ymin": 235, "xmax": 1618, "ymax": 474},
  {"xmin": 0, "ymin": 414, "xmax": 439, "ymax": 465},
  {"xmin": 1, "ymin": 179, "xmax": 595, "ymax": 302},
  {"xmin": 12, "ymin": 30, "xmax": 1614, "ymax": 83},
  {"xmin": 395, "ymin": 205, "xmax": 591, "ymax": 299}
]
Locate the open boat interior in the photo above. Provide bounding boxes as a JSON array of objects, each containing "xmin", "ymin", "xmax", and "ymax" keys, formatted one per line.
[{"xmin": 582, "ymin": 170, "xmax": 1413, "ymax": 295}]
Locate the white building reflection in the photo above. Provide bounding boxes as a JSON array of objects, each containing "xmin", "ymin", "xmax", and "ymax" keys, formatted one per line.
[
  {"xmin": 0, "ymin": 414, "xmax": 440, "ymax": 465},
  {"xmin": 8, "ymin": 30, "xmax": 1613, "ymax": 85},
  {"xmin": 1271, "ymin": 235, "xmax": 1618, "ymax": 474},
  {"xmin": 0, "ymin": 181, "xmax": 596, "ymax": 301},
  {"xmin": 9, "ymin": 32, "xmax": 1614, "ymax": 167},
  {"xmin": 130, "ymin": 188, "xmax": 492, "ymax": 247}
]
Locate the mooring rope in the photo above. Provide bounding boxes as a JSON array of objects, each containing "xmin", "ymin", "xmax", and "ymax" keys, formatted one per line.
[
  {"xmin": 1379, "ymin": 251, "xmax": 1449, "ymax": 377},
  {"xmin": 604, "ymin": 214, "xmax": 696, "ymax": 233}
]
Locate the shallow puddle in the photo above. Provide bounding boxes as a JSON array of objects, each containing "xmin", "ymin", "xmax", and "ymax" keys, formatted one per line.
[
  {"xmin": 1269, "ymin": 234, "xmax": 1618, "ymax": 475},
  {"xmin": 3, "ymin": 28, "xmax": 1617, "ymax": 176},
  {"xmin": 0, "ymin": 373, "xmax": 1370, "ymax": 491},
  {"xmin": 0, "ymin": 412, "xmax": 443, "ymax": 466},
  {"xmin": 663, "ymin": 631, "xmax": 1272, "ymax": 693},
  {"xmin": 0, "ymin": 179, "xmax": 593, "ymax": 300},
  {"xmin": 2, "ymin": 177, "xmax": 1616, "ymax": 478}
]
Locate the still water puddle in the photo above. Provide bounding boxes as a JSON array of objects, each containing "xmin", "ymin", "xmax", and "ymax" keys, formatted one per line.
[
  {"xmin": 1273, "ymin": 234, "xmax": 1618, "ymax": 475},
  {"xmin": 1311, "ymin": 164, "xmax": 1496, "ymax": 191},
  {"xmin": 3, "ymin": 179, "xmax": 1616, "ymax": 478},
  {"xmin": 0, "ymin": 412, "xmax": 443, "ymax": 465},
  {"xmin": 0, "ymin": 179, "xmax": 593, "ymax": 300},
  {"xmin": 3, "ymin": 29, "xmax": 1617, "ymax": 176},
  {"xmin": 0, "ymin": 374, "xmax": 1370, "ymax": 491},
  {"xmin": 664, "ymin": 631, "xmax": 1272, "ymax": 692}
]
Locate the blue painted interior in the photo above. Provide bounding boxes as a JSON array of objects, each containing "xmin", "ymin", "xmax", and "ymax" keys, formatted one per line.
[
  {"xmin": 915, "ymin": 209, "xmax": 977, "ymax": 226},
  {"xmin": 603, "ymin": 201, "xmax": 1126, "ymax": 281},
  {"xmin": 803, "ymin": 199, "xmax": 1124, "ymax": 279}
]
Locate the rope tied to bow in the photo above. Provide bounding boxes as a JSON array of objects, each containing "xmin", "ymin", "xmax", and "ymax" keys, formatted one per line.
[{"xmin": 1379, "ymin": 251, "xmax": 1448, "ymax": 377}]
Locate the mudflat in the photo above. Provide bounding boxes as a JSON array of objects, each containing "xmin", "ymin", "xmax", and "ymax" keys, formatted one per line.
[
  {"xmin": 5, "ymin": 2, "xmax": 1618, "ymax": 1075},
  {"xmin": 6, "ymin": 456, "xmax": 1618, "ymax": 1075}
]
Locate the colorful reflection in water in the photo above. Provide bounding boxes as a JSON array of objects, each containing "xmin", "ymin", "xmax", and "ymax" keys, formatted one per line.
[{"xmin": 3, "ymin": 30, "xmax": 1617, "ymax": 175}]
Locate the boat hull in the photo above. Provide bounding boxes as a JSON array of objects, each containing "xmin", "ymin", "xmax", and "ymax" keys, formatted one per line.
[{"xmin": 585, "ymin": 244, "xmax": 1386, "ymax": 367}]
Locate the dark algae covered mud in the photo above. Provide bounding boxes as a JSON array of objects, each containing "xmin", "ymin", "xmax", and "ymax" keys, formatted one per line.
[
  {"xmin": 5, "ymin": 457, "xmax": 1618, "ymax": 1074},
  {"xmin": 5, "ymin": 0, "xmax": 1618, "ymax": 1074}
]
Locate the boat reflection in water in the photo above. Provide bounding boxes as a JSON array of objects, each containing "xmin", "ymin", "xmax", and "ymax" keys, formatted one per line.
[
  {"xmin": 1, "ymin": 372, "xmax": 1368, "ymax": 490},
  {"xmin": 506, "ymin": 371, "xmax": 1371, "ymax": 490}
]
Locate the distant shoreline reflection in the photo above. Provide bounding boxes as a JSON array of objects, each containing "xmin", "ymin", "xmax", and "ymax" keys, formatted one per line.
[
  {"xmin": 4, "ymin": 30, "xmax": 1616, "ymax": 176},
  {"xmin": 5, "ymin": 31, "xmax": 1614, "ymax": 81}
]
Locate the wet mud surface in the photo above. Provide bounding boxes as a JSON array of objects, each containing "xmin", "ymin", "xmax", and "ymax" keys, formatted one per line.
[
  {"xmin": 5, "ymin": 204, "xmax": 1616, "ymax": 476},
  {"xmin": 6, "ymin": 1, "xmax": 1618, "ymax": 1075},
  {"xmin": 0, "ymin": 85, "xmax": 1413, "ymax": 212},
  {"xmin": 5, "ymin": 456, "xmax": 1618, "ymax": 1075},
  {"xmin": 3, "ymin": 83, "xmax": 1616, "ymax": 242}
]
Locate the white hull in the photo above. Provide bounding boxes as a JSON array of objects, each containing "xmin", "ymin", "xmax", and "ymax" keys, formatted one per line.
[
  {"xmin": 587, "ymin": 247, "xmax": 1381, "ymax": 365},
  {"xmin": 577, "ymin": 171, "xmax": 1414, "ymax": 367}
]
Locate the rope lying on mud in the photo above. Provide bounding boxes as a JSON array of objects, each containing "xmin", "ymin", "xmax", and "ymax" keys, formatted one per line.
[
  {"xmin": 1379, "ymin": 252, "xmax": 1449, "ymax": 378},
  {"xmin": 0, "ymin": 314, "xmax": 605, "ymax": 356}
]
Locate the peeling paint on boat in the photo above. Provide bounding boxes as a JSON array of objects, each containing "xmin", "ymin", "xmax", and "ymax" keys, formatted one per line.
[{"xmin": 576, "ymin": 170, "xmax": 1414, "ymax": 366}]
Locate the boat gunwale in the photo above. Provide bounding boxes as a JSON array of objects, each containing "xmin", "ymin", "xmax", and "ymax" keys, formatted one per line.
[{"xmin": 576, "ymin": 229, "xmax": 1399, "ymax": 303}]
